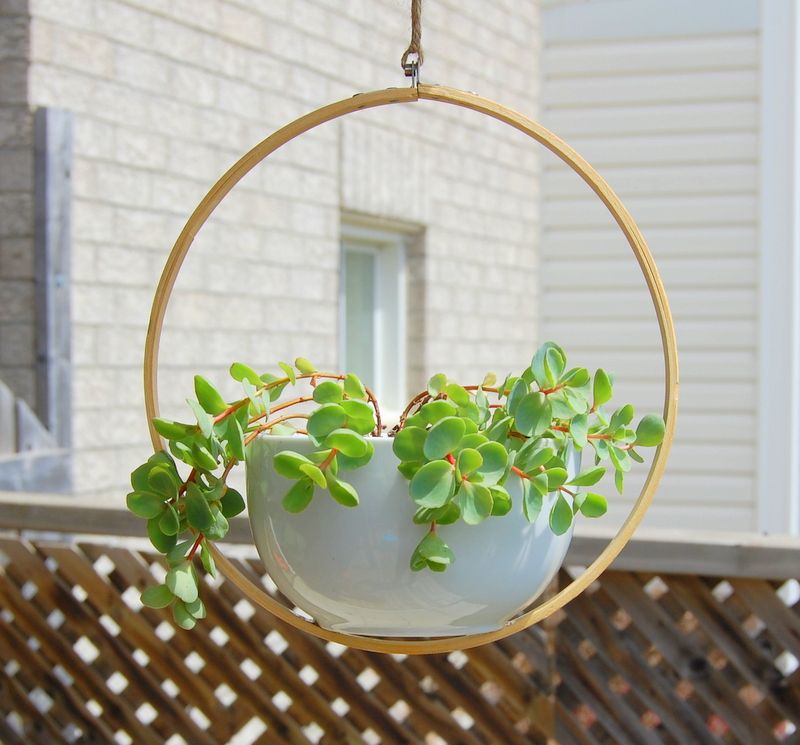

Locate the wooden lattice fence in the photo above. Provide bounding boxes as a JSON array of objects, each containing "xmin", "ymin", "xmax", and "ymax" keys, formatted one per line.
[{"xmin": 0, "ymin": 502, "xmax": 798, "ymax": 745}]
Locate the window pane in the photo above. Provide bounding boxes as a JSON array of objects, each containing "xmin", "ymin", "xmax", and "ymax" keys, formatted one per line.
[{"xmin": 343, "ymin": 249, "xmax": 375, "ymax": 387}]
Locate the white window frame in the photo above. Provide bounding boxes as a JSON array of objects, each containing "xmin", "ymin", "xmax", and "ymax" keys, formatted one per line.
[
  {"xmin": 339, "ymin": 224, "xmax": 407, "ymax": 421},
  {"xmin": 758, "ymin": 0, "xmax": 800, "ymax": 534}
]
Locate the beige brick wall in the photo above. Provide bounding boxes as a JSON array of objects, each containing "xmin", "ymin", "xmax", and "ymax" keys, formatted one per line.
[
  {"xmin": 19, "ymin": 0, "xmax": 540, "ymax": 499},
  {"xmin": 0, "ymin": 1, "xmax": 36, "ymax": 407}
]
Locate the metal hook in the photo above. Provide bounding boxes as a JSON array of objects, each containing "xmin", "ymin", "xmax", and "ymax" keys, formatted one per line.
[{"xmin": 403, "ymin": 58, "xmax": 420, "ymax": 88}]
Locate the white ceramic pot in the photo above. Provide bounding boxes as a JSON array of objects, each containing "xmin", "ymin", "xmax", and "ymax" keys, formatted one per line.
[{"xmin": 247, "ymin": 435, "xmax": 576, "ymax": 637}]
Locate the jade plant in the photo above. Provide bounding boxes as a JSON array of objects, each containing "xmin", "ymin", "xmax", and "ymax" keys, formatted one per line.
[{"xmin": 127, "ymin": 343, "xmax": 665, "ymax": 628}]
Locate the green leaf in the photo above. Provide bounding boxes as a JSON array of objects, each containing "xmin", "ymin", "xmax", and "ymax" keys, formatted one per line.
[
  {"xmin": 204, "ymin": 507, "xmax": 229, "ymax": 540},
  {"xmin": 515, "ymin": 392, "xmax": 552, "ymax": 437},
  {"xmin": 521, "ymin": 478, "xmax": 543, "ymax": 522},
  {"xmin": 141, "ymin": 584, "xmax": 174, "ymax": 609},
  {"xmin": 312, "ymin": 381, "xmax": 343, "ymax": 403},
  {"xmin": 410, "ymin": 460, "xmax": 456, "ymax": 508},
  {"xmin": 564, "ymin": 387, "xmax": 589, "ymax": 414},
  {"xmin": 242, "ymin": 380, "xmax": 264, "ymax": 415},
  {"xmin": 416, "ymin": 532, "xmax": 455, "ymax": 567},
  {"xmin": 570, "ymin": 413, "xmax": 589, "ymax": 449},
  {"xmin": 166, "ymin": 539, "xmax": 193, "ymax": 566},
  {"xmin": 187, "ymin": 399, "xmax": 213, "ymax": 438},
  {"xmin": 323, "ymin": 429, "xmax": 368, "ymax": 458},
  {"xmin": 126, "ymin": 491, "xmax": 165, "ymax": 519},
  {"xmin": 568, "ymin": 466, "xmax": 606, "ymax": 487},
  {"xmin": 593, "ymin": 369, "xmax": 612, "ymax": 408},
  {"xmin": 629, "ymin": 448, "xmax": 645, "ymax": 464},
  {"xmin": 506, "ymin": 378, "xmax": 528, "ymax": 416},
  {"xmin": 544, "ymin": 467, "xmax": 568, "ymax": 490},
  {"xmin": 326, "ymin": 474, "xmax": 359, "ymax": 507},
  {"xmin": 615, "ymin": 468, "xmax": 624, "ymax": 494},
  {"xmin": 457, "ymin": 448, "xmax": 483, "ymax": 477},
  {"xmin": 427, "ymin": 373, "xmax": 448, "ymax": 396},
  {"xmin": 475, "ymin": 441, "xmax": 508, "ymax": 485},
  {"xmin": 456, "ymin": 433, "xmax": 489, "ymax": 453},
  {"xmin": 635, "ymin": 414, "xmax": 666, "ymax": 447},
  {"xmin": 579, "ymin": 492, "xmax": 608, "ymax": 518},
  {"xmin": 340, "ymin": 399, "xmax": 376, "ymax": 434},
  {"xmin": 299, "ymin": 462, "xmax": 327, "ymax": 488},
  {"xmin": 544, "ymin": 346, "xmax": 566, "ymax": 386},
  {"xmin": 172, "ymin": 600, "xmax": 197, "ymax": 630},
  {"xmin": 336, "ymin": 439, "xmax": 374, "ymax": 470},
  {"xmin": 166, "ymin": 563, "xmax": 198, "ymax": 603},
  {"xmin": 561, "ymin": 367, "xmax": 590, "ymax": 388},
  {"xmin": 423, "ymin": 417, "xmax": 466, "ymax": 460},
  {"xmin": 531, "ymin": 341, "xmax": 565, "ymax": 388},
  {"xmin": 455, "ymin": 480, "xmax": 493, "ymax": 525},
  {"xmin": 482, "ymin": 371, "xmax": 497, "ymax": 388},
  {"xmin": 273, "ymin": 451, "xmax": 313, "ymax": 479},
  {"xmin": 200, "ymin": 543, "xmax": 216, "ymax": 577},
  {"xmin": 413, "ymin": 503, "xmax": 461, "ymax": 525},
  {"xmin": 191, "ymin": 442, "xmax": 218, "ymax": 471},
  {"xmin": 159, "ymin": 503, "xmax": 180, "ymax": 535},
  {"xmin": 609, "ymin": 446, "xmax": 632, "ymax": 473},
  {"xmin": 152, "ymin": 418, "xmax": 195, "ymax": 440},
  {"xmin": 278, "ymin": 361, "xmax": 296, "ymax": 384},
  {"xmin": 148, "ymin": 517, "xmax": 177, "ymax": 552},
  {"xmin": 295, "ymin": 357, "xmax": 315, "ymax": 374},
  {"xmin": 282, "ymin": 478, "xmax": 314, "ymax": 512},
  {"xmin": 445, "ymin": 383, "xmax": 470, "ymax": 407},
  {"xmin": 459, "ymin": 402, "xmax": 481, "ymax": 424},
  {"xmin": 148, "ymin": 466, "xmax": 179, "ymax": 499},
  {"xmin": 489, "ymin": 485, "xmax": 512, "ymax": 516},
  {"xmin": 220, "ymin": 487, "xmax": 245, "ymax": 518},
  {"xmin": 307, "ymin": 404, "xmax": 346, "ymax": 440},
  {"xmin": 410, "ymin": 546, "xmax": 427, "ymax": 571},
  {"xmin": 130, "ymin": 462, "xmax": 153, "ymax": 492},
  {"xmin": 343, "ymin": 373, "xmax": 367, "ymax": 401},
  {"xmin": 226, "ymin": 418, "xmax": 245, "ymax": 462},
  {"xmin": 185, "ymin": 597, "xmax": 207, "ymax": 619},
  {"xmin": 531, "ymin": 472, "xmax": 550, "ymax": 497},
  {"xmin": 230, "ymin": 362, "xmax": 262, "ymax": 387},
  {"xmin": 392, "ymin": 426, "xmax": 427, "ymax": 462},
  {"xmin": 591, "ymin": 438, "xmax": 610, "ymax": 461},
  {"xmin": 516, "ymin": 444, "xmax": 555, "ymax": 474},
  {"xmin": 194, "ymin": 375, "xmax": 227, "ymax": 415},
  {"xmin": 549, "ymin": 495, "xmax": 573, "ymax": 535},
  {"xmin": 185, "ymin": 483, "xmax": 215, "ymax": 532},
  {"xmin": 608, "ymin": 407, "xmax": 634, "ymax": 435},
  {"xmin": 261, "ymin": 373, "xmax": 287, "ymax": 401},
  {"xmin": 419, "ymin": 399, "xmax": 458, "ymax": 425},
  {"xmin": 397, "ymin": 461, "xmax": 423, "ymax": 480}
]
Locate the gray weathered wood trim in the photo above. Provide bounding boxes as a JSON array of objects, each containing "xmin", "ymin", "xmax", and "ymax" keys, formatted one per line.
[
  {"xmin": 34, "ymin": 107, "xmax": 73, "ymax": 450},
  {"xmin": 0, "ymin": 494, "xmax": 797, "ymax": 579}
]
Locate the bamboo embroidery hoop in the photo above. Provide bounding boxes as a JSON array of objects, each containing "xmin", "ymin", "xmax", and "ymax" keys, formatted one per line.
[{"xmin": 143, "ymin": 83, "xmax": 679, "ymax": 654}]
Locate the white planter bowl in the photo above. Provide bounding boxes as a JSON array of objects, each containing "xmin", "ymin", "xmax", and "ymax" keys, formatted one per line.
[{"xmin": 246, "ymin": 434, "xmax": 576, "ymax": 637}]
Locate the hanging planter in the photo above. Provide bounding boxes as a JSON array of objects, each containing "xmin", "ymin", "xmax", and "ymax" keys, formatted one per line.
[
  {"xmin": 130, "ymin": 341, "xmax": 668, "ymax": 640},
  {"xmin": 130, "ymin": 14, "xmax": 679, "ymax": 652},
  {"xmin": 247, "ymin": 426, "xmax": 583, "ymax": 637}
]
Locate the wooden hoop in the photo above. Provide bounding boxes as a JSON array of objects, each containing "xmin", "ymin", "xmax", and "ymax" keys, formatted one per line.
[{"xmin": 144, "ymin": 84, "xmax": 679, "ymax": 654}]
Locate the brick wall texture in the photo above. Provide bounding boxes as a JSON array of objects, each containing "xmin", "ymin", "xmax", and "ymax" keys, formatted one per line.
[
  {"xmin": 5, "ymin": 0, "xmax": 540, "ymax": 499},
  {"xmin": 0, "ymin": 1, "xmax": 35, "ymax": 407}
]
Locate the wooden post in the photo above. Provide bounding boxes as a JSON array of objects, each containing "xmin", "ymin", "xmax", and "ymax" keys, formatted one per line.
[{"xmin": 34, "ymin": 107, "xmax": 73, "ymax": 450}]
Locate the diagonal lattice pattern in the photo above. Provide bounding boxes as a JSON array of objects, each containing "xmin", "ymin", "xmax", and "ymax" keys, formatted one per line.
[
  {"xmin": 0, "ymin": 535, "xmax": 798, "ymax": 744},
  {"xmin": 0, "ymin": 537, "xmax": 554, "ymax": 745}
]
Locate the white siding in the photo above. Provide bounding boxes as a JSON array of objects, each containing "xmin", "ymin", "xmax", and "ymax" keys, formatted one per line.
[{"xmin": 541, "ymin": 2, "xmax": 760, "ymax": 531}]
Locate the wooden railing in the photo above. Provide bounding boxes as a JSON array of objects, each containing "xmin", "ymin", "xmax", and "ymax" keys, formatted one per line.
[{"xmin": 0, "ymin": 495, "xmax": 798, "ymax": 744}]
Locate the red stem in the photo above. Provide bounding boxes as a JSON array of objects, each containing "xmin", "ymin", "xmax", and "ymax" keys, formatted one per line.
[
  {"xmin": 187, "ymin": 532, "xmax": 204, "ymax": 560},
  {"xmin": 319, "ymin": 448, "xmax": 338, "ymax": 470}
]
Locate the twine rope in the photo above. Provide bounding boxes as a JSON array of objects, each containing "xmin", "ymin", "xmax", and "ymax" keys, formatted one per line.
[{"xmin": 401, "ymin": 0, "xmax": 423, "ymax": 69}]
